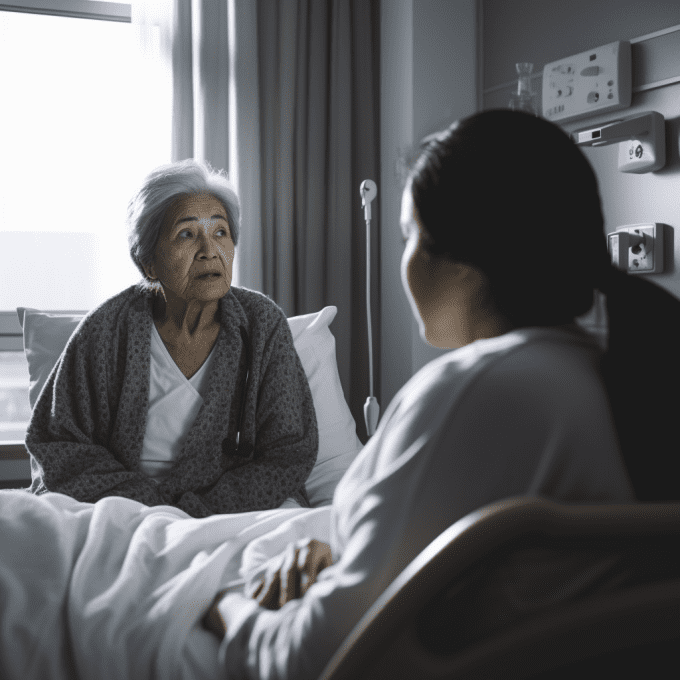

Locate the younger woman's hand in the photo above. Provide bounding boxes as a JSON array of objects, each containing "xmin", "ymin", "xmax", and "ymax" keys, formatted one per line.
[{"xmin": 248, "ymin": 538, "xmax": 333, "ymax": 610}]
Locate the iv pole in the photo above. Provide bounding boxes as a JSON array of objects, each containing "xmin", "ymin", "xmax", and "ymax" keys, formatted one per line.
[{"xmin": 360, "ymin": 179, "xmax": 380, "ymax": 437}]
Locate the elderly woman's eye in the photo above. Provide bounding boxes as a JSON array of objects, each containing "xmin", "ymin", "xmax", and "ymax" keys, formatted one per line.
[{"xmin": 179, "ymin": 229, "xmax": 193, "ymax": 238}]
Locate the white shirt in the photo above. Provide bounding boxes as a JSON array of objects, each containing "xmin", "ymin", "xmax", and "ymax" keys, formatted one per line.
[
  {"xmin": 215, "ymin": 322, "xmax": 636, "ymax": 680},
  {"xmin": 139, "ymin": 325, "xmax": 303, "ymax": 507},
  {"xmin": 139, "ymin": 324, "xmax": 217, "ymax": 482}
]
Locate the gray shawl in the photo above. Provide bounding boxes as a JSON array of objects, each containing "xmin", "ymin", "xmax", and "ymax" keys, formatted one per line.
[{"xmin": 25, "ymin": 285, "xmax": 318, "ymax": 518}]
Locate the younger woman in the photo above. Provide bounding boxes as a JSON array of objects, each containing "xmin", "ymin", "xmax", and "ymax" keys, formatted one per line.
[{"xmin": 204, "ymin": 109, "xmax": 680, "ymax": 679}]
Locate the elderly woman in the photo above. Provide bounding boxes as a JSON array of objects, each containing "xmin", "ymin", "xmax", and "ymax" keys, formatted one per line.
[
  {"xmin": 202, "ymin": 110, "xmax": 680, "ymax": 678},
  {"xmin": 25, "ymin": 159, "xmax": 318, "ymax": 518}
]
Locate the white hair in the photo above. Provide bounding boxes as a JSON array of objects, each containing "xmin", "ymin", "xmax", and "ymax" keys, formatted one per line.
[{"xmin": 126, "ymin": 158, "xmax": 241, "ymax": 294}]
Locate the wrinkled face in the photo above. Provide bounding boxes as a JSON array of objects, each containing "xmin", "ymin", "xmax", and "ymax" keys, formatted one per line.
[{"xmin": 146, "ymin": 193, "xmax": 234, "ymax": 303}]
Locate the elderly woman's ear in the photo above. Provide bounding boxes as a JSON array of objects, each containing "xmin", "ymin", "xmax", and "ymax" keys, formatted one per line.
[{"xmin": 142, "ymin": 263, "xmax": 157, "ymax": 281}]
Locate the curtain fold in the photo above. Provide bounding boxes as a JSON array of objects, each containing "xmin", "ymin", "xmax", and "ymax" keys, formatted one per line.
[{"xmin": 133, "ymin": 0, "xmax": 380, "ymax": 443}]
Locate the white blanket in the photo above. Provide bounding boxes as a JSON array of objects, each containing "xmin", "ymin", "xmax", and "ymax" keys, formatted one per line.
[{"xmin": 0, "ymin": 489, "xmax": 331, "ymax": 680}]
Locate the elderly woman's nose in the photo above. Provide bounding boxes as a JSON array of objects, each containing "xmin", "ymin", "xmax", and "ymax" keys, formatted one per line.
[{"xmin": 195, "ymin": 231, "xmax": 219, "ymax": 256}]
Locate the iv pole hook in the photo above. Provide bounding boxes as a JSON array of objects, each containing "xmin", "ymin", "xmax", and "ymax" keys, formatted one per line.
[{"xmin": 360, "ymin": 180, "xmax": 380, "ymax": 437}]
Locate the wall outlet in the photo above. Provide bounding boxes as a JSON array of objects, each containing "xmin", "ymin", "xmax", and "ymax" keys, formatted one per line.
[
  {"xmin": 617, "ymin": 112, "xmax": 666, "ymax": 173},
  {"xmin": 612, "ymin": 223, "xmax": 664, "ymax": 274}
]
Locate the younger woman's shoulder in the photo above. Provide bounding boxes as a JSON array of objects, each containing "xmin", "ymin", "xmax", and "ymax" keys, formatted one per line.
[{"xmin": 394, "ymin": 330, "xmax": 557, "ymax": 418}]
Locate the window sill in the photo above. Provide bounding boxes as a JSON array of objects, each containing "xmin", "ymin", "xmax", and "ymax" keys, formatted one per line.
[{"xmin": 0, "ymin": 442, "xmax": 29, "ymax": 460}]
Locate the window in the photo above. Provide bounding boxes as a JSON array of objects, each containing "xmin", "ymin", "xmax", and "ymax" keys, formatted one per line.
[
  {"xmin": 0, "ymin": 1, "xmax": 171, "ymax": 453},
  {"xmin": 0, "ymin": 349, "xmax": 31, "ymax": 441}
]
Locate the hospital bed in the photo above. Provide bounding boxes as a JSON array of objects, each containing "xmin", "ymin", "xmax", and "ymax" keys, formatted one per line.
[
  {"xmin": 14, "ymin": 304, "xmax": 363, "ymax": 507},
  {"xmin": 0, "ymin": 304, "xmax": 362, "ymax": 679},
  {"xmin": 2, "ymin": 307, "xmax": 679, "ymax": 679},
  {"xmin": 320, "ymin": 496, "xmax": 680, "ymax": 679}
]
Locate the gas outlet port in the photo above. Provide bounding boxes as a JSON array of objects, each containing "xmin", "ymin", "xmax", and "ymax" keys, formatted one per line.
[{"xmin": 609, "ymin": 223, "xmax": 664, "ymax": 274}]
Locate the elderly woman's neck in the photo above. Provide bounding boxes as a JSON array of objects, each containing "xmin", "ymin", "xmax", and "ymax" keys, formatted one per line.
[{"xmin": 153, "ymin": 294, "xmax": 220, "ymax": 340}]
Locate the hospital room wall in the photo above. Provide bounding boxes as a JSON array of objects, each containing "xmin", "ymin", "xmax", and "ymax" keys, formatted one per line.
[
  {"xmin": 379, "ymin": 0, "xmax": 480, "ymax": 413},
  {"xmin": 380, "ymin": 0, "xmax": 680, "ymax": 416},
  {"xmin": 482, "ymin": 0, "xmax": 680, "ymax": 306}
]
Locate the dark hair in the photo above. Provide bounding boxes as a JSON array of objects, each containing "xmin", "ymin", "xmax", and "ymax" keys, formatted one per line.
[
  {"xmin": 404, "ymin": 109, "xmax": 610, "ymax": 326},
  {"xmin": 399, "ymin": 109, "xmax": 680, "ymax": 501}
]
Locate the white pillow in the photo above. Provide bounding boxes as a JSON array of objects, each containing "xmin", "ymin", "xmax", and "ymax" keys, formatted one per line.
[
  {"xmin": 286, "ymin": 307, "xmax": 364, "ymax": 506},
  {"xmin": 16, "ymin": 304, "xmax": 363, "ymax": 508}
]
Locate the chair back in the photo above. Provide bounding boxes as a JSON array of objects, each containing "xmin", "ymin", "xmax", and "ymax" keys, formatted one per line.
[{"xmin": 318, "ymin": 496, "xmax": 680, "ymax": 680}]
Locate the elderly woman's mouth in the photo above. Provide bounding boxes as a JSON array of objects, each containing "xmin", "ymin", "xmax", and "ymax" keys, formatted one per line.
[{"xmin": 197, "ymin": 273, "xmax": 222, "ymax": 279}]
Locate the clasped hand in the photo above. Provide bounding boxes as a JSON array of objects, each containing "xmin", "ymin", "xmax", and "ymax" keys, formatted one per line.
[
  {"xmin": 248, "ymin": 537, "xmax": 333, "ymax": 610},
  {"xmin": 202, "ymin": 538, "xmax": 332, "ymax": 638}
]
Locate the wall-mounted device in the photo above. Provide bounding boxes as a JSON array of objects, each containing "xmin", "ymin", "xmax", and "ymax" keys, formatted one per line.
[
  {"xmin": 542, "ymin": 41, "xmax": 631, "ymax": 124},
  {"xmin": 571, "ymin": 111, "xmax": 666, "ymax": 173},
  {"xmin": 607, "ymin": 223, "xmax": 664, "ymax": 274}
]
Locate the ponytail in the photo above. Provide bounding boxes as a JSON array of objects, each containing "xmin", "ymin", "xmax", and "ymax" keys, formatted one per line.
[{"xmin": 598, "ymin": 266, "xmax": 680, "ymax": 501}]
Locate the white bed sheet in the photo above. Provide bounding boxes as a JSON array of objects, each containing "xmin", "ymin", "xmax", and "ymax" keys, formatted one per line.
[{"xmin": 0, "ymin": 489, "xmax": 332, "ymax": 680}]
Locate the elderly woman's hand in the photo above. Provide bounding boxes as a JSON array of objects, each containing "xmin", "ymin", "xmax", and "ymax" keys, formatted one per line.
[
  {"xmin": 202, "ymin": 538, "xmax": 332, "ymax": 639},
  {"xmin": 203, "ymin": 588, "xmax": 230, "ymax": 638},
  {"xmin": 248, "ymin": 538, "xmax": 333, "ymax": 610}
]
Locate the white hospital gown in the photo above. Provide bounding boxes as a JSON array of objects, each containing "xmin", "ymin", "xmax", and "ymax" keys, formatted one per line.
[
  {"xmin": 139, "ymin": 324, "xmax": 300, "ymax": 508},
  {"xmin": 139, "ymin": 324, "xmax": 217, "ymax": 482},
  {"xmin": 215, "ymin": 324, "xmax": 636, "ymax": 680}
]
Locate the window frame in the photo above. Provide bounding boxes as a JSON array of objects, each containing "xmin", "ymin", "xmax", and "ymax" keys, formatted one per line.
[
  {"xmin": 0, "ymin": 0, "xmax": 132, "ymax": 461},
  {"xmin": 0, "ymin": 312, "xmax": 28, "ymax": 457},
  {"xmin": 0, "ymin": 0, "xmax": 131, "ymax": 22},
  {"xmin": 0, "ymin": 312, "xmax": 22, "ymax": 352}
]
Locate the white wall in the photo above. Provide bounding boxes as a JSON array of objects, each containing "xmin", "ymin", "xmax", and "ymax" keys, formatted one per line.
[{"xmin": 380, "ymin": 0, "xmax": 479, "ymax": 412}]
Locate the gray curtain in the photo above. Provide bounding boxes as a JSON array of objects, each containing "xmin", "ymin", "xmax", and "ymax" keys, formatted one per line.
[
  {"xmin": 253, "ymin": 0, "xmax": 381, "ymax": 444},
  {"xmin": 136, "ymin": 0, "xmax": 381, "ymax": 444}
]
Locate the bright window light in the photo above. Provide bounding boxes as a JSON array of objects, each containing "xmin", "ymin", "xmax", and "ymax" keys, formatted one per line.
[
  {"xmin": 0, "ymin": 9, "xmax": 171, "ymax": 311},
  {"xmin": 0, "ymin": 7, "xmax": 170, "ymax": 449}
]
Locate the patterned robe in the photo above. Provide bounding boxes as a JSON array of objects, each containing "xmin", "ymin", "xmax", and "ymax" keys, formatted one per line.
[{"xmin": 25, "ymin": 285, "xmax": 318, "ymax": 517}]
